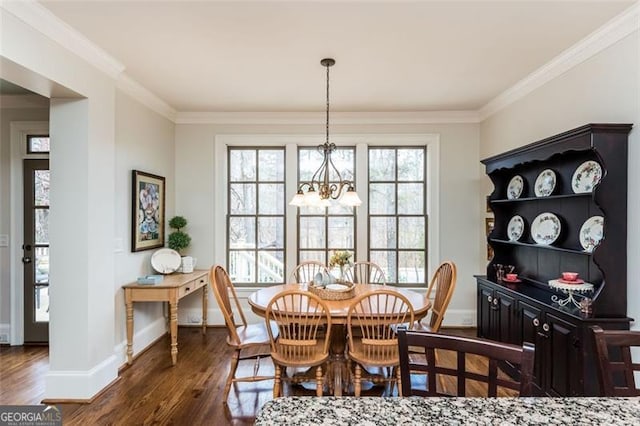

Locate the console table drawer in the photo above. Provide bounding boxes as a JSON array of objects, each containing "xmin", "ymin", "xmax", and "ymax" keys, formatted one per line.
[{"xmin": 179, "ymin": 275, "xmax": 208, "ymax": 298}]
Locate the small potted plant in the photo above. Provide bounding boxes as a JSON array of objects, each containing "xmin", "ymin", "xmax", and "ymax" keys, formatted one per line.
[
  {"xmin": 329, "ymin": 250, "xmax": 353, "ymax": 281},
  {"xmin": 168, "ymin": 216, "xmax": 195, "ymax": 273}
]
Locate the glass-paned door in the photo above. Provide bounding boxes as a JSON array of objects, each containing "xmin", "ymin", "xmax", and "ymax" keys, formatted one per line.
[{"xmin": 23, "ymin": 158, "xmax": 50, "ymax": 342}]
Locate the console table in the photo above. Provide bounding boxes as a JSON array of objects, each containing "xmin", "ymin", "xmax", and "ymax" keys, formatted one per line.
[{"xmin": 123, "ymin": 269, "xmax": 209, "ymax": 365}]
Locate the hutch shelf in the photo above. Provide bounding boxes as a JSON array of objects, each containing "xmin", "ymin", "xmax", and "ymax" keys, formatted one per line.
[{"xmin": 476, "ymin": 123, "xmax": 633, "ymax": 396}]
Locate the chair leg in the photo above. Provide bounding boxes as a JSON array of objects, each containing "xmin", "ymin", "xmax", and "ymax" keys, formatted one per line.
[
  {"xmin": 396, "ymin": 366, "xmax": 402, "ymax": 397},
  {"xmin": 224, "ymin": 350, "xmax": 240, "ymax": 404},
  {"xmin": 316, "ymin": 366, "xmax": 323, "ymax": 397},
  {"xmin": 355, "ymin": 364, "xmax": 362, "ymax": 397},
  {"xmin": 274, "ymin": 365, "xmax": 281, "ymax": 398}
]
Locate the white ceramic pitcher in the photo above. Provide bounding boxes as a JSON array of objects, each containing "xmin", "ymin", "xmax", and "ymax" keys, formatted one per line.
[{"xmin": 181, "ymin": 256, "xmax": 197, "ymax": 273}]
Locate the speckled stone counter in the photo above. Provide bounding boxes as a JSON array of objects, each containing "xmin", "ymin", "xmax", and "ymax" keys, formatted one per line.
[{"xmin": 255, "ymin": 396, "xmax": 640, "ymax": 425}]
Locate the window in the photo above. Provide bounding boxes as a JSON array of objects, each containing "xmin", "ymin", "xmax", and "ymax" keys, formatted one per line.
[
  {"xmin": 221, "ymin": 134, "xmax": 437, "ymax": 288},
  {"xmin": 297, "ymin": 147, "xmax": 356, "ymax": 267},
  {"xmin": 27, "ymin": 135, "xmax": 50, "ymax": 153},
  {"xmin": 368, "ymin": 147, "xmax": 427, "ymax": 285},
  {"xmin": 227, "ymin": 148, "xmax": 285, "ymax": 285}
]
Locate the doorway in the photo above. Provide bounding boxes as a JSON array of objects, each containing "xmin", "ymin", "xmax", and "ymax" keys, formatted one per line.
[{"xmin": 23, "ymin": 157, "xmax": 50, "ymax": 343}]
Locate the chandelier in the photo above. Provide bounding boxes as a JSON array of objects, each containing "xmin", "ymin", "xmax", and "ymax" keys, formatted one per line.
[{"xmin": 289, "ymin": 58, "xmax": 362, "ymax": 208}]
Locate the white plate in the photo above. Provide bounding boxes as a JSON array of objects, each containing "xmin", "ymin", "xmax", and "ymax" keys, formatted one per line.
[
  {"xmin": 325, "ymin": 283, "xmax": 349, "ymax": 291},
  {"xmin": 580, "ymin": 215, "xmax": 604, "ymax": 252},
  {"xmin": 572, "ymin": 161, "xmax": 602, "ymax": 193},
  {"xmin": 507, "ymin": 215, "xmax": 525, "ymax": 241},
  {"xmin": 151, "ymin": 248, "xmax": 182, "ymax": 274},
  {"xmin": 534, "ymin": 169, "xmax": 556, "ymax": 197},
  {"xmin": 507, "ymin": 175, "xmax": 524, "ymax": 200},
  {"xmin": 531, "ymin": 212, "xmax": 561, "ymax": 245}
]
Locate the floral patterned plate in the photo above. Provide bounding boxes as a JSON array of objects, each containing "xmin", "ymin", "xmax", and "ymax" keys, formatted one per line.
[
  {"xmin": 580, "ymin": 215, "xmax": 604, "ymax": 252},
  {"xmin": 507, "ymin": 175, "xmax": 524, "ymax": 199},
  {"xmin": 507, "ymin": 215, "xmax": 525, "ymax": 241},
  {"xmin": 531, "ymin": 212, "xmax": 561, "ymax": 245},
  {"xmin": 572, "ymin": 160, "xmax": 602, "ymax": 193},
  {"xmin": 534, "ymin": 169, "xmax": 556, "ymax": 197}
]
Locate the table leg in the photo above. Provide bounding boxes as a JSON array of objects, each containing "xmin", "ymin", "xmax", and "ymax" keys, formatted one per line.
[
  {"xmin": 170, "ymin": 300, "xmax": 178, "ymax": 365},
  {"xmin": 125, "ymin": 292, "xmax": 133, "ymax": 365},
  {"xmin": 202, "ymin": 284, "xmax": 208, "ymax": 335},
  {"xmin": 329, "ymin": 324, "xmax": 348, "ymax": 396}
]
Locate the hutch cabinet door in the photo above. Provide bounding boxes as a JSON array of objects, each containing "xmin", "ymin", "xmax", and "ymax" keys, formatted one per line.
[
  {"xmin": 518, "ymin": 300, "xmax": 544, "ymax": 392},
  {"xmin": 496, "ymin": 289, "xmax": 517, "ymax": 344},
  {"xmin": 477, "ymin": 282, "xmax": 494, "ymax": 340},
  {"xmin": 545, "ymin": 312, "xmax": 580, "ymax": 396}
]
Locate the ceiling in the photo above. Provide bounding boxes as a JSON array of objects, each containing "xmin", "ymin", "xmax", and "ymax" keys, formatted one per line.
[{"xmin": 32, "ymin": 1, "xmax": 636, "ymax": 113}]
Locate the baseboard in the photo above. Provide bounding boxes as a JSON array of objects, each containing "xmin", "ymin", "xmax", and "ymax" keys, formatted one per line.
[
  {"xmin": 442, "ymin": 309, "xmax": 476, "ymax": 328},
  {"xmin": 43, "ymin": 354, "xmax": 118, "ymax": 400},
  {"xmin": 0, "ymin": 323, "xmax": 10, "ymax": 344},
  {"xmin": 113, "ymin": 317, "xmax": 167, "ymax": 367}
]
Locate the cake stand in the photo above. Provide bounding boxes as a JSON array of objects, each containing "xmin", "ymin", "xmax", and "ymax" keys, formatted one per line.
[{"xmin": 548, "ymin": 279, "xmax": 594, "ymax": 308}]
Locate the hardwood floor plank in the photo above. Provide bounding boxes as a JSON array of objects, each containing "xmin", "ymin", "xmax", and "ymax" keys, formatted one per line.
[{"xmin": 1, "ymin": 327, "xmax": 479, "ymax": 424}]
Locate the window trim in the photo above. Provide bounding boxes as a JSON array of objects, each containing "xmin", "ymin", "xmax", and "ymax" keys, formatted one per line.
[{"xmin": 215, "ymin": 133, "xmax": 440, "ymax": 289}]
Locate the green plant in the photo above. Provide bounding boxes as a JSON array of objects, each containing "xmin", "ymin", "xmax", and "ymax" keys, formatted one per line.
[
  {"xmin": 329, "ymin": 250, "xmax": 352, "ymax": 268},
  {"xmin": 168, "ymin": 215, "xmax": 191, "ymax": 254}
]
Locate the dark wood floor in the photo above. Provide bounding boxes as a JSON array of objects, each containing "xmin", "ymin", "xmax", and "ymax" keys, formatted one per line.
[{"xmin": 0, "ymin": 327, "xmax": 479, "ymax": 425}]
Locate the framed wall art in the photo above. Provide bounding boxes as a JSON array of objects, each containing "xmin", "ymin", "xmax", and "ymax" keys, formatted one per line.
[
  {"xmin": 132, "ymin": 170, "xmax": 165, "ymax": 252},
  {"xmin": 485, "ymin": 217, "xmax": 495, "ymax": 260}
]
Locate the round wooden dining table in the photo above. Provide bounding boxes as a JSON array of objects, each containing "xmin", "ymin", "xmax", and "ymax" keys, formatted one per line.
[{"xmin": 248, "ymin": 282, "xmax": 432, "ymax": 396}]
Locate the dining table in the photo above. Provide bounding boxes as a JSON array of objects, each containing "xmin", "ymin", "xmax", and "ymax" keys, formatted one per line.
[
  {"xmin": 254, "ymin": 396, "xmax": 640, "ymax": 425},
  {"xmin": 248, "ymin": 283, "xmax": 431, "ymax": 396}
]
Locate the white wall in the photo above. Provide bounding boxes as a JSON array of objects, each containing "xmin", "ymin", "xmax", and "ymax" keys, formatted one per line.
[
  {"xmin": 480, "ymin": 32, "xmax": 640, "ymax": 326},
  {"xmin": 113, "ymin": 90, "xmax": 175, "ymax": 359},
  {"xmin": 174, "ymin": 122, "xmax": 482, "ymax": 327},
  {"xmin": 1, "ymin": 5, "xmax": 176, "ymax": 399}
]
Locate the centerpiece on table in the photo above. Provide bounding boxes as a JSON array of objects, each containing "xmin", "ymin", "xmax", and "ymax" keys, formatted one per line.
[
  {"xmin": 310, "ymin": 250, "xmax": 355, "ymax": 301},
  {"xmin": 329, "ymin": 250, "xmax": 353, "ymax": 281}
]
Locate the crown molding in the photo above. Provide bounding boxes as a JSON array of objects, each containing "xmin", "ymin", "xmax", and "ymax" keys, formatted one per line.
[
  {"xmin": 479, "ymin": 1, "xmax": 640, "ymax": 121},
  {"xmin": 175, "ymin": 110, "xmax": 480, "ymax": 125},
  {"xmin": 0, "ymin": 0, "xmax": 125, "ymax": 79},
  {"xmin": 0, "ymin": 94, "xmax": 49, "ymax": 109},
  {"xmin": 116, "ymin": 74, "xmax": 177, "ymax": 122}
]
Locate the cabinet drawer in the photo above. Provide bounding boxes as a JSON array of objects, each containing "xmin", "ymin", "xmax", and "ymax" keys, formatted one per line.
[{"xmin": 178, "ymin": 276, "xmax": 208, "ymax": 298}]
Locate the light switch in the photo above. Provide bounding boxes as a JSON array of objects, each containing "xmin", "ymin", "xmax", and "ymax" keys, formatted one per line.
[
  {"xmin": 114, "ymin": 238, "xmax": 124, "ymax": 253},
  {"xmin": 0, "ymin": 235, "xmax": 8, "ymax": 247}
]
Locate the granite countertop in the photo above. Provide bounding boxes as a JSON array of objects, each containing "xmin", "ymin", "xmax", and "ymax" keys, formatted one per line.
[{"xmin": 255, "ymin": 396, "xmax": 640, "ymax": 425}]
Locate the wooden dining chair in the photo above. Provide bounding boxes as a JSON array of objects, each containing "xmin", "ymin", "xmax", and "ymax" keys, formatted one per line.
[
  {"xmin": 416, "ymin": 261, "xmax": 457, "ymax": 332},
  {"xmin": 345, "ymin": 261, "xmax": 386, "ymax": 285},
  {"xmin": 347, "ymin": 290, "xmax": 415, "ymax": 396},
  {"xmin": 265, "ymin": 290, "xmax": 332, "ymax": 397},
  {"xmin": 398, "ymin": 329, "xmax": 535, "ymax": 397},
  {"xmin": 210, "ymin": 265, "xmax": 277, "ymax": 405},
  {"xmin": 289, "ymin": 260, "xmax": 329, "ymax": 283},
  {"xmin": 591, "ymin": 326, "xmax": 640, "ymax": 396}
]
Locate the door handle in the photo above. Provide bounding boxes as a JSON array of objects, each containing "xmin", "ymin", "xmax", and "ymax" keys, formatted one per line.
[{"xmin": 22, "ymin": 256, "xmax": 32, "ymax": 264}]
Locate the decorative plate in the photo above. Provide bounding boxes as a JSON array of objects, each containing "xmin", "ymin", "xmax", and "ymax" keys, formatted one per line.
[
  {"xmin": 151, "ymin": 248, "xmax": 182, "ymax": 274},
  {"xmin": 534, "ymin": 169, "xmax": 556, "ymax": 197},
  {"xmin": 572, "ymin": 160, "xmax": 603, "ymax": 193},
  {"xmin": 507, "ymin": 175, "xmax": 524, "ymax": 200},
  {"xmin": 507, "ymin": 215, "xmax": 525, "ymax": 241},
  {"xmin": 531, "ymin": 212, "xmax": 561, "ymax": 245},
  {"xmin": 502, "ymin": 277, "xmax": 522, "ymax": 283},
  {"xmin": 580, "ymin": 215, "xmax": 604, "ymax": 252}
]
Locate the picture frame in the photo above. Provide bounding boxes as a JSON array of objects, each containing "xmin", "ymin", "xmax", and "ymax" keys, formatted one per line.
[
  {"xmin": 485, "ymin": 217, "xmax": 495, "ymax": 260},
  {"xmin": 132, "ymin": 170, "xmax": 165, "ymax": 252}
]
